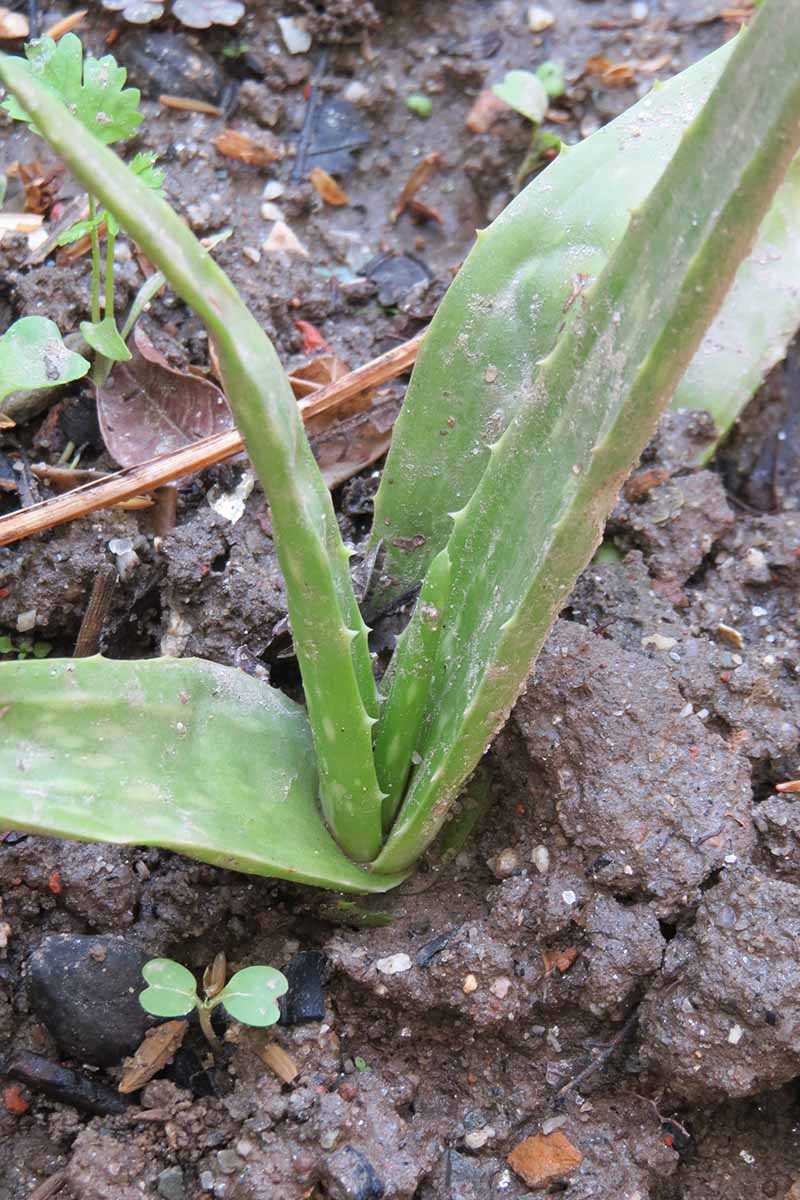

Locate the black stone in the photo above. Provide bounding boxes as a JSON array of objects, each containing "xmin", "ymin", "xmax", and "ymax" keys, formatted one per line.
[
  {"xmin": 415, "ymin": 930, "xmax": 456, "ymax": 968},
  {"xmin": 2, "ymin": 1050, "xmax": 131, "ymax": 1116},
  {"xmin": 361, "ymin": 254, "xmax": 433, "ymax": 308},
  {"xmin": 307, "ymin": 99, "xmax": 371, "ymax": 176},
  {"xmin": 319, "ymin": 1145, "xmax": 385, "ymax": 1200},
  {"xmin": 279, "ymin": 951, "xmax": 327, "ymax": 1026},
  {"xmin": 117, "ymin": 31, "xmax": 223, "ymax": 102},
  {"xmin": 28, "ymin": 934, "xmax": 151, "ymax": 1067}
]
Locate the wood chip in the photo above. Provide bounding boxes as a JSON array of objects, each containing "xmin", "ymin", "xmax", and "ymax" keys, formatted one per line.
[
  {"xmin": 507, "ymin": 1131, "xmax": 583, "ymax": 1188},
  {"xmin": 466, "ymin": 90, "xmax": 509, "ymax": 134},
  {"xmin": 262, "ymin": 220, "xmax": 308, "ymax": 257},
  {"xmin": 584, "ymin": 55, "xmax": 636, "ymax": 87},
  {"xmin": 213, "ymin": 128, "xmax": 282, "ymax": 167},
  {"xmin": 309, "ymin": 166, "xmax": 349, "ymax": 206},
  {"xmin": 257, "ymin": 1040, "xmax": 299, "ymax": 1085},
  {"xmin": 0, "ymin": 6, "xmax": 27, "ymax": 37},
  {"xmin": 160, "ymin": 93, "xmax": 223, "ymax": 117},
  {"xmin": 717, "ymin": 623, "xmax": 744, "ymax": 649},
  {"xmin": 777, "ymin": 781, "xmax": 800, "ymax": 794},
  {"xmin": 44, "ymin": 9, "xmax": 87, "ymax": 40},
  {"xmin": 119, "ymin": 1020, "xmax": 188, "ymax": 1094},
  {"xmin": 390, "ymin": 152, "xmax": 441, "ymax": 224},
  {"xmin": 0, "ymin": 213, "xmax": 44, "ymax": 235}
]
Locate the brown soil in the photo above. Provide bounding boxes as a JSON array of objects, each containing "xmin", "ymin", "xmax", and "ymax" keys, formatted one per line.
[{"xmin": 2, "ymin": 2, "xmax": 800, "ymax": 1199}]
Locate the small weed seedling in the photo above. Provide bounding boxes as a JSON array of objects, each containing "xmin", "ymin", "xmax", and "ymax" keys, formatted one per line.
[
  {"xmin": 2, "ymin": 34, "xmax": 164, "ymax": 381},
  {"xmin": 139, "ymin": 955, "xmax": 288, "ymax": 1050},
  {"xmin": 0, "ymin": 313, "xmax": 89, "ymax": 424},
  {"xmin": 1, "ymin": 4, "xmax": 799, "ymax": 895},
  {"xmin": 491, "ymin": 67, "xmax": 564, "ymax": 186}
]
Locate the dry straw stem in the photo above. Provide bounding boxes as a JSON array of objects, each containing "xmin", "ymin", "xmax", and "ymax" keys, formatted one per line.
[{"xmin": 0, "ymin": 332, "xmax": 423, "ymax": 548}]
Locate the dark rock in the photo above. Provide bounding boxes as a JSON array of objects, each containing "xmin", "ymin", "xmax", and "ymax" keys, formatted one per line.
[
  {"xmin": 640, "ymin": 868, "xmax": 800, "ymax": 1101},
  {"xmin": 3, "ymin": 1050, "xmax": 131, "ymax": 1116},
  {"xmin": 307, "ymin": 99, "xmax": 371, "ymax": 176},
  {"xmin": 157, "ymin": 1166, "xmax": 186, "ymax": 1200},
  {"xmin": 319, "ymin": 1145, "xmax": 385, "ymax": 1200},
  {"xmin": 118, "ymin": 30, "xmax": 223, "ymax": 101},
  {"xmin": 28, "ymin": 934, "xmax": 150, "ymax": 1066},
  {"xmin": 362, "ymin": 254, "xmax": 433, "ymax": 308},
  {"xmin": 415, "ymin": 930, "xmax": 456, "ymax": 967},
  {"xmin": 279, "ymin": 951, "xmax": 327, "ymax": 1026}
]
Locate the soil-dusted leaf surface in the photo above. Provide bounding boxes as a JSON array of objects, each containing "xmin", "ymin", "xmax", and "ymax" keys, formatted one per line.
[
  {"xmin": 97, "ymin": 325, "xmax": 233, "ymax": 466},
  {"xmin": 1, "ymin": 2, "xmax": 800, "ymax": 1199}
]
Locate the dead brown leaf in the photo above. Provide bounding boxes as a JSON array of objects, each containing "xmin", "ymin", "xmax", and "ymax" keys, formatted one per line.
[
  {"xmin": 97, "ymin": 326, "xmax": 233, "ymax": 467},
  {"xmin": 507, "ymin": 1131, "xmax": 583, "ymax": 1188},
  {"xmin": 292, "ymin": 353, "xmax": 350, "ymax": 401},
  {"xmin": 7, "ymin": 160, "xmax": 64, "ymax": 216},
  {"xmin": 309, "ymin": 166, "xmax": 349, "ymax": 207},
  {"xmin": 213, "ymin": 128, "xmax": 282, "ymax": 167},
  {"xmin": 584, "ymin": 54, "xmax": 636, "ymax": 87},
  {"xmin": 390, "ymin": 152, "xmax": 441, "ymax": 224},
  {"xmin": 312, "ymin": 393, "xmax": 398, "ymax": 488},
  {"xmin": 256, "ymin": 1039, "xmax": 299, "ymax": 1084},
  {"xmin": 542, "ymin": 946, "xmax": 578, "ymax": 976},
  {"xmin": 119, "ymin": 1019, "xmax": 188, "ymax": 1094}
]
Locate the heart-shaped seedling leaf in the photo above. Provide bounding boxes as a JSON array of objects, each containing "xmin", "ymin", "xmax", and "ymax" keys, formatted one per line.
[
  {"xmin": 0, "ymin": 316, "xmax": 90, "ymax": 403},
  {"xmin": 218, "ymin": 966, "xmax": 288, "ymax": 1028},
  {"xmin": 492, "ymin": 69, "xmax": 548, "ymax": 124},
  {"xmin": 80, "ymin": 317, "xmax": 132, "ymax": 363},
  {"xmin": 139, "ymin": 958, "xmax": 198, "ymax": 1018}
]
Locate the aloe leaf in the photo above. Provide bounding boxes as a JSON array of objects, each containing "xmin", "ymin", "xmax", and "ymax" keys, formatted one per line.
[
  {"xmin": 372, "ymin": 36, "xmax": 800, "ymax": 605},
  {"xmin": 0, "ymin": 656, "xmax": 404, "ymax": 893},
  {"xmin": 373, "ymin": 0, "xmax": 800, "ymax": 873},
  {"xmin": 219, "ymin": 965, "xmax": 288, "ymax": 1027},
  {"xmin": 0, "ymin": 315, "xmax": 90, "ymax": 404},
  {"xmin": 373, "ymin": 547, "xmax": 450, "ymax": 829},
  {"xmin": 139, "ymin": 958, "xmax": 198, "ymax": 1017},
  {"xmin": 0, "ymin": 47, "xmax": 383, "ymax": 863}
]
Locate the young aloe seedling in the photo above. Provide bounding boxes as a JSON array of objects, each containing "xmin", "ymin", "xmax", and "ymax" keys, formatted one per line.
[
  {"xmin": 139, "ymin": 956, "xmax": 288, "ymax": 1050},
  {"xmin": 0, "ymin": 1, "xmax": 799, "ymax": 893},
  {"xmin": 2, "ymin": 34, "xmax": 163, "ymax": 380}
]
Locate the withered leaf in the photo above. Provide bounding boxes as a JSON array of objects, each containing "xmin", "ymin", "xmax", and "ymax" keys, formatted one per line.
[
  {"xmin": 119, "ymin": 1019, "xmax": 188, "ymax": 1094},
  {"xmin": 97, "ymin": 326, "xmax": 232, "ymax": 467},
  {"xmin": 309, "ymin": 166, "xmax": 349, "ymax": 207},
  {"xmin": 214, "ymin": 128, "xmax": 282, "ymax": 168}
]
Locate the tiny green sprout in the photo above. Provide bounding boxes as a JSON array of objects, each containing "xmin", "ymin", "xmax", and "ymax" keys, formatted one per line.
[
  {"xmin": 354, "ymin": 1055, "xmax": 369, "ymax": 1072},
  {"xmin": 492, "ymin": 69, "xmax": 548, "ymax": 124},
  {"xmin": 535, "ymin": 60, "xmax": 565, "ymax": 99},
  {"xmin": 139, "ymin": 957, "xmax": 288, "ymax": 1050},
  {"xmin": 406, "ymin": 94, "xmax": 432, "ymax": 119}
]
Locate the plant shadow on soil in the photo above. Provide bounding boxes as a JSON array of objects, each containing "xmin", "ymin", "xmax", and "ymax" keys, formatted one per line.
[{"xmin": 1, "ymin": 2, "xmax": 799, "ymax": 1198}]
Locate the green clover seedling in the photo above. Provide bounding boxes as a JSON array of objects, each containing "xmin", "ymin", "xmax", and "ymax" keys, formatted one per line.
[{"xmin": 140, "ymin": 957, "xmax": 288, "ymax": 1050}]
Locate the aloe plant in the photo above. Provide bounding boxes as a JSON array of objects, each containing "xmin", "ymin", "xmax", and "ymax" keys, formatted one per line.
[{"xmin": 1, "ymin": 0, "xmax": 798, "ymax": 893}]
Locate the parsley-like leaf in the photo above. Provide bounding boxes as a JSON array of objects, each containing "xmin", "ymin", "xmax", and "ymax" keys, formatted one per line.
[{"xmin": 2, "ymin": 34, "xmax": 142, "ymax": 146}]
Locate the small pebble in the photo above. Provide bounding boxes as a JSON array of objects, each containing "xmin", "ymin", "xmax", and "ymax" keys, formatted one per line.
[
  {"xmin": 464, "ymin": 1126, "xmax": 495, "ymax": 1149},
  {"xmin": 16, "ymin": 609, "xmax": 37, "ymax": 633},
  {"xmin": 262, "ymin": 180, "xmax": 285, "ymax": 200},
  {"xmin": 490, "ymin": 977, "xmax": 511, "ymax": 999},
  {"xmin": 375, "ymin": 953, "xmax": 412, "ymax": 976},
  {"xmin": 344, "ymin": 80, "xmax": 369, "ymax": 105},
  {"xmin": 728, "ymin": 1023, "xmax": 744, "ymax": 1044},
  {"xmin": 562, "ymin": 889, "xmax": 577, "ymax": 906},
  {"xmin": 527, "ymin": 4, "xmax": 554, "ymax": 31},
  {"xmin": 463, "ymin": 974, "xmax": 478, "ymax": 994},
  {"xmin": 531, "ymin": 845, "xmax": 550, "ymax": 874},
  {"xmin": 630, "ymin": 1, "xmax": 648, "ymax": 19},
  {"xmin": 641, "ymin": 633, "xmax": 677, "ymax": 651},
  {"xmin": 490, "ymin": 848, "xmax": 520, "ymax": 878}
]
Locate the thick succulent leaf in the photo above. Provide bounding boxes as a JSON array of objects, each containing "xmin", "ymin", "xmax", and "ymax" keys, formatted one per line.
[
  {"xmin": 0, "ymin": 45, "xmax": 384, "ymax": 865},
  {"xmin": 0, "ymin": 316, "xmax": 89, "ymax": 404},
  {"xmin": 139, "ymin": 958, "xmax": 197, "ymax": 1017},
  {"xmin": 2, "ymin": 34, "xmax": 142, "ymax": 145},
  {"xmin": 371, "ymin": 37, "xmax": 800, "ymax": 604},
  {"xmin": 0, "ymin": 656, "xmax": 404, "ymax": 893},
  {"xmin": 374, "ymin": 0, "xmax": 800, "ymax": 872},
  {"xmin": 219, "ymin": 965, "xmax": 288, "ymax": 1027}
]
